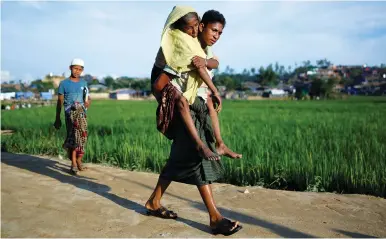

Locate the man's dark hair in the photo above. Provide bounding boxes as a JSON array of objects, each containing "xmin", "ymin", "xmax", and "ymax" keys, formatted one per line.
[
  {"xmin": 171, "ymin": 12, "xmax": 199, "ymax": 31},
  {"xmin": 201, "ymin": 10, "xmax": 226, "ymax": 28}
]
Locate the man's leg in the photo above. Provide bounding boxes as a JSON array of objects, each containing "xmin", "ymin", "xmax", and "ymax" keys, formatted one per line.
[
  {"xmin": 145, "ymin": 177, "xmax": 177, "ymax": 218},
  {"xmin": 197, "ymin": 184, "xmax": 240, "ymax": 232},
  {"xmin": 177, "ymin": 96, "xmax": 219, "ymax": 161},
  {"xmin": 145, "ymin": 177, "xmax": 171, "ymax": 210},
  {"xmin": 206, "ymin": 95, "xmax": 242, "ymax": 159}
]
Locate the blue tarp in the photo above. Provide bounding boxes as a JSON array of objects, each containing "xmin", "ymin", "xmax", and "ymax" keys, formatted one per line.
[
  {"xmin": 40, "ymin": 92, "xmax": 52, "ymax": 100},
  {"xmin": 15, "ymin": 92, "xmax": 24, "ymax": 99},
  {"xmin": 24, "ymin": 91, "xmax": 34, "ymax": 99},
  {"xmin": 15, "ymin": 91, "xmax": 35, "ymax": 99}
]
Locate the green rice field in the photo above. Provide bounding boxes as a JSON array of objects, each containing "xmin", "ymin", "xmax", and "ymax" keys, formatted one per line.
[{"xmin": 2, "ymin": 97, "xmax": 386, "ymax": 197}]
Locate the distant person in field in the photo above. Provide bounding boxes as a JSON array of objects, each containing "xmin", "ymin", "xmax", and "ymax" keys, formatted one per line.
[
  {"xmin": 152, "ymin": 9, "xmax": 242, "ymax": 160},
  {"xmin": 54, "ymin": 58, "xmax": 90, "ymax": 175},
  {"xmin": 145, "ymin": 6, "xmax": 242, "ymax": 236}
]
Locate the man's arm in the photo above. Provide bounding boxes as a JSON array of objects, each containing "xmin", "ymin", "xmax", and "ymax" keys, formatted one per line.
[
  {"xmin": 56, "ymin": 94, "xmax": 63, "ymax": 119},
  {"xmin": 54, "ymin": 94, "xmax": 64, "ymax": 129}
]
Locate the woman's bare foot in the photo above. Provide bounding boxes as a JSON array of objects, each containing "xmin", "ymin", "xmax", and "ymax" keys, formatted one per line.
[
  {"xmin": 216, "ymin": 142, "xmax": 242, "ymax": 159},
  {"xmin": 197, "ymin": 144, "xmax": 220, "ymax": 161}
]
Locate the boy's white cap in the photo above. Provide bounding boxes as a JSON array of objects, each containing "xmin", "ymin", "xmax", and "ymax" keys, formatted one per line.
[{"xmin": 70, "ymin": 58, "xmax": 84, "ymax": 67}]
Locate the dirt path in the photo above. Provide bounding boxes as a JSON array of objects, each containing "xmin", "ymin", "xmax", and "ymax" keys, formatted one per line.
[{"xmin": 2, "ymin": 152, "xmax": 385, "ymax": 238}]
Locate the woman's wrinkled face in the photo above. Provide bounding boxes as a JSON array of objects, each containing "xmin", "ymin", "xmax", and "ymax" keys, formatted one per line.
[{"xmin": 182, "ymin": 16, "xmax": 199, "ymax": 38}]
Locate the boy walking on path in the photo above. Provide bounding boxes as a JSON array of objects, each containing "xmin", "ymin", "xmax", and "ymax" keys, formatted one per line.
[{"xmin": 54, "ymin": 58, "xmax": 90, "ymax": 175}]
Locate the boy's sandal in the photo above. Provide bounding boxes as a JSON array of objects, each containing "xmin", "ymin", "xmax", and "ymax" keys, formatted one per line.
[
  {"xmin": 211, "ymin": 218, "xmax": 242, "ymax": 236},
  {"xmin": 146, "ymin": 206, "xmax": 178, "ymax": 219}
]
